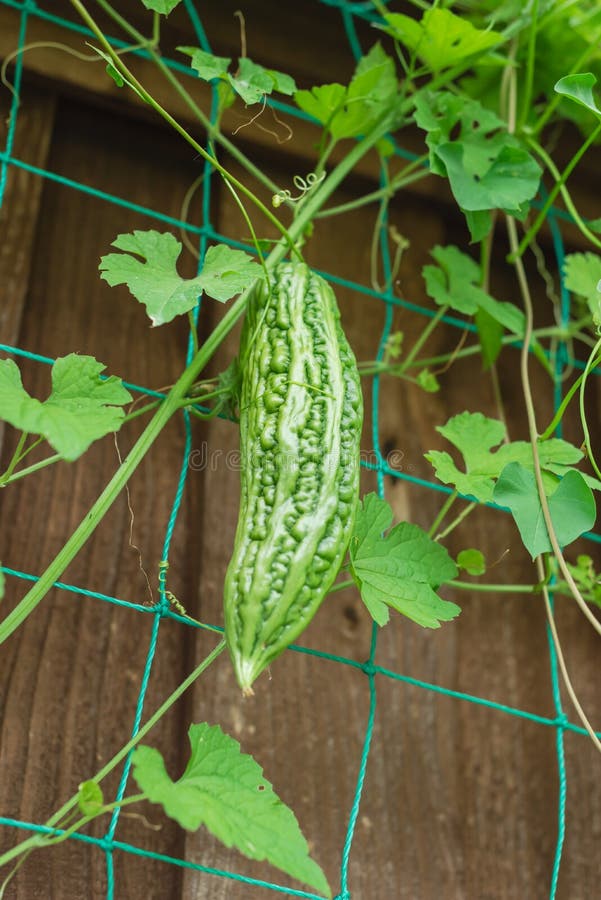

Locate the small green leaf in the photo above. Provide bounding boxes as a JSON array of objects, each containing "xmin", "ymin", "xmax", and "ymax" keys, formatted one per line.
[
  {"xmin": 563, "ymin": 252, "xmax": 601, "ymax": 322},
  {"xmin": 0, "ymin": 355, "xmax": 132, "ymax": 461},
  {"xmin": 106, "ymin": 63, "xmax": 124, "ymax": 87},
  {"xmin": 99, "ymin": 232, "xmax": 263, "ymax": 325},
  {"xmin": 416, "ymin": 369, "xmax": 440, "ymax": 392},
  {"xmin": 588, "ymin": 218, "xmax": 601, "ymax": 234},
  {"xmin": 262, "ymin": 67, "xmax": 296, "ymax": 97},
  {"xmin": 77, "ymin": 781, "xmax": 104, "ymax": 817},
  {"xmin": 295, "ymin": 44, "xmax": 398, "ymax": 140},
  {"xmin": 331, "ymin": 43, "xmax": 397, "ymax": 139},
  {"xmin": 295, "ymin": 83, "xmax": 347, "ymax": 127},
  {"xmin": 493, "ymin": 463, "xmax": 596, "ymax": 558},
  {"xmin": 132, "ymin": 723, "xmax": 331, "ymax": 898},
  {"xmin": 555, "ymin": 73, "xmax": 601, "ymax": 117},
  {"xmin": 215, "ymin": 358, "xmax": 242, "ymax": 421},
  {"xmin": 90, "ymin": 47, "xmax": 146, "ymax": 100},
  {"xmin": 423, "ymin": 244, "xmax": 481, "ymax": 314},
  {"xmin": 464, "ymin": 209, "xmax": 493, "ymax": 243},
  {"xmin": 229, "ymin": 57, "xmax": 277, "ymax": 105},
  {"xmin": 423, "ymin": 245, "xmax": 526, "ymax": 337},
  {"xmin": 140, "ymin": 0, "xmax": 181, "ymax": 13},
  {"xmin": 178, "ymin": 47, "xmax": 231, "ymax": 81},
  {"xmin": 378, "ymin": 9, "xmax": 502, "ymax": 72},
  {"xmin": 180, "ymin": 49, "xmax": 295, "ymax": 105},
  {"xmin": 556, "ymin": 554, "xmax": 601, "ymax": 607},
  {"xmin": 383, "ymin": 331, "xmax": 403, "ymax": 362},
  {"xmin": 457, "ymin": 549, "xmax": 486, "ymax": 576},
  {"xmin": 475, "ymin": 307, "xmax": 503, "ymax": 369},
  {"xmin": 349, "ymin": 494, "xmax": 460, "ymax": 628},
  {"xmin": 198, "ymin": 245, "xmax": 264, "ymax": 303}
]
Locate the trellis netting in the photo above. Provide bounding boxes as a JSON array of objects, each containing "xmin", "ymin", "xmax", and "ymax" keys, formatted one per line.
[{"xmin": 0, "ymin": 1, "xmax": 600, "ymax": 898}]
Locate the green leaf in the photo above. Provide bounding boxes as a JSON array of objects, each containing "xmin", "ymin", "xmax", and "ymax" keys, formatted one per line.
[
  {"xmin": 426, "ymin": 411, "xmax": 586, "ymax": 503},
  {"xmin": 178, "ymin": 48, "xmax": 231, "ymax": 82},
  {"xmin": 198, "ymin": 245, "xmax": 264, "ymax": 303},
  {"xmin": 92, "ymin": 47, "xmax": 145, "ymax": 99},
  {"xmin": 588, "ymin": 217, "xmax": 601, "ymax": 234},
  {"xmin": 383, "ymin": 331, "xmax": 403, "ymax": 362},
  {"xmin": 295, "ymin": 43, "xmax": 398, "ymax": 140},
  {"xmin": 229, "ymin": 58, "xmax": 279, "ymax": 105},
  {"xmin": 331, "ymin": 43, "xmax": 397, "ymax": 139},
  {"xmin": 423, "ymin": 244, "xmax": 481, "ymax": 313},
  {"xmin": 131, "ymin": 723, "xmax": 331, "ymax": 898},
  {"xmin": 555, "ymin": 554, "xmax": 601, "ymax": 607},
  {"xmin": 349, "ymin": 494, "xmax": 459, "ymax": 628},
  {"xmin": 99, "ymin": 232, "xmax": 263, "ymax": 325},
  {"xmin": 464, "ymin": 209, "xmax": 493, "ymax": 243},
  {"xmin": 179, "ymin": 49, "xmax": 296, "ymax": 105},
  {"xmin": 100, "ymin": 231, "xmax": 203, "ymax": 325},
  {"xmin": 414, "ymin": 91, "xmax": 541, "ymax": 214},
  {"xmin": 106, "ymin": 63, "xmax": 124, "ymax": 87},
  {"xmin": 378, "ymin": 9, "xmax": 502, "ymax": 72},
  {"xmin": 475, "ymin": 308, "xmax": 503, "ymax": 369},
  {"xmin": 435, "ymin": 142, "xmax": 542, "ymax": 213},
  {"xmin": 493, "ymin": 463, "xmax": 596, "ymax": 558},
  {"xmin": 416, "ymin": 369, "xmax": 440, "ymax": 393},
  {"xmin": 563, "ymin": 252, "xmax": 601, "ymax": 322},
  {"xmin": 211, "ymin": 358, "xmax": 242, "ymax": 422},
  {"xmin": 457, "ymin": 549, "xmax": 486, "ymax": 576},
  {"xmin": 423, "ymin": 245, "xmax": 526, "ymax": 335},
  {"xmin": 555, "ymin": 73, "xmax": 601, "ymax": 117},
  {"xmin": 294, "ymin": 83, "xmax": 347, "ymax": 127},
  {"xmin": 0, "ymin": 355, "xmax": 132, "ymax": 461},
  {"xmin": 141, "ymin": 0, "xmax": 181, "ymax": 12},
  {"xmin": 77, "ymin": 781, "xmax": 104, "ymax": 817}
]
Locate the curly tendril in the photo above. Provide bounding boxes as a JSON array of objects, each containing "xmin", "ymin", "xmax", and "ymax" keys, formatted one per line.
[{"xmin": 272, "ymin": 171, "xmax": 326, "ymax": 208}]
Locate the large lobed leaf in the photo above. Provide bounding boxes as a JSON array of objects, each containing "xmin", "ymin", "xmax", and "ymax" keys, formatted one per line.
[
  {"xmin": 131, "ymin": 723, "xmax": 331, "ymax": 897},
  {"xmin": 378, "ymin": 9, "xmax": 502, "ymax": 72},
  {"xmin": 295, "ymin": 43, "xmax": 400, "ymax": 141},
  {"xmin": 413, "ymin": 91, "xmax": 541, "ymax": 238},
  {"xmin": 426, "ymin": 411, "xmax": 593, "ymax": 504},
  {"xmin": 349, "ymin": 494, "xmax": 459, "ymax": 628},
  {"xmin": 0, "ymin": 354, "xmax": 132, "ymax": 460},
  {"xmin": 99, "ymin": 231, "xmax": 263, "ymax": 326}
]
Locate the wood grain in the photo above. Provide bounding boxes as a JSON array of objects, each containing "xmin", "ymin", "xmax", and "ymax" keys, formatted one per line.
[{"xmin": 0, "ymin": 93, "xmax": 208, "ymax": 899}]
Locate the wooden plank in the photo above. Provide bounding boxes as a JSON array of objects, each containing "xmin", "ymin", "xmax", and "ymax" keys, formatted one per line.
[
  {"xmin": 0, "ymin": 93, "xmax": 213, "ymax": 898},
  {"xmin": 0, "ymin": 85, "xmax": 56, "ymax": 452}
]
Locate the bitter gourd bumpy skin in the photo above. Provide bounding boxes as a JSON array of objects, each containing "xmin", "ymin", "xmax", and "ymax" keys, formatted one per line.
[{"xmin": 224, "ymin": 261, "xmax": 363, "ymax": 694}]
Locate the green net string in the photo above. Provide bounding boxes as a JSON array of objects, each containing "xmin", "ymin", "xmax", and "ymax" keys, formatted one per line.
[{"xmin": 0, "ymin": 1, "xmax": 599, "ymax": 897}]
